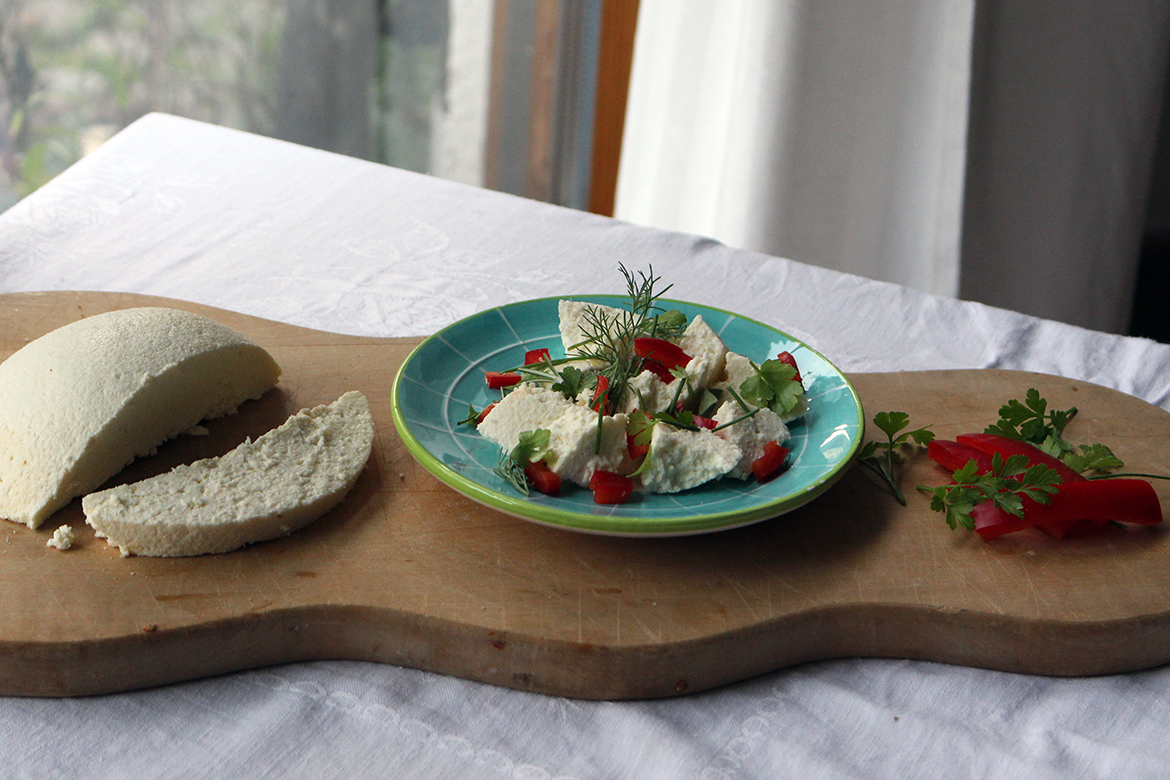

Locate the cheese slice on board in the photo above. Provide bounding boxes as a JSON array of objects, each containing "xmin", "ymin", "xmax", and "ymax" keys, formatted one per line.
[{"xmin": 83, "ymin": 391, "xmax": 375, "ymax": 557}]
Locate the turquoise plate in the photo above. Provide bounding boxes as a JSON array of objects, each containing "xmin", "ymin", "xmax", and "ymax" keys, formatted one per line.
[{"xmin": 390, "ymin": 296, "xmax": 864, "ymax": 537}]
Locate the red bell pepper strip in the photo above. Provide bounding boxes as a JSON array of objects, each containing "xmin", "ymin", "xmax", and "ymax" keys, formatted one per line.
[
  {"xmin": 634, "ymin": 337, "xmax": 691, "ymax": 371},
  {"xmin": 476, "ymin": 402, "xmax": 497, "ymax": 425},
  {"xmin": 640, "ymin": 358, "xmax": 675, "ymax": 383},
  {"xmin": 486, "ymin": 371, "xmax": 521, "ymax": 389},
  {"xmin": 590, "ymin": 469, "xmax": 634, "ymax": 504},
  {"xmin": 972, "ymin": 502, "xmax": 1036, "ymax": 541},
  {"xmin": 751, "ymin": 441, "xmax": 790, "ymax": 482},
  {"xmin": 1031, "ymin": 479, "xmax": 1162, "ymax": 527},
  {"xmin": 626, "ymin": 433, "xmax": 649, "ymax": 460},
  {"xmin": 524, "ymin": 460, "xmax": 562, "ymax": 497},
  {"xmin": 928, "ymin": 440, "xmax": 994, "ymax": 474},
  {"xmin": 973, "ymin": 478, "xmax": 1162, "ymax": 540},
  {"xmin": 524, "ymin": 348, "xmax": 551, "ymax": 365},
  {"xmin": 955, "ymin": 433, "xmax": 1084, "ymax": 484},
  {"xmin": 776, "ymin": 351, "xmax": 802, "ymax": 383}
]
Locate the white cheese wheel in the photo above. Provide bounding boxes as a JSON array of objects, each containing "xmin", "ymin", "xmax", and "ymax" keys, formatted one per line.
[
  {"xmin": 82, "ymin": 391, "xmax": 374, "ymax": 557},
  {"xmin": 0, "ymin": 307, "xmax": 281, "ymax": 528}
]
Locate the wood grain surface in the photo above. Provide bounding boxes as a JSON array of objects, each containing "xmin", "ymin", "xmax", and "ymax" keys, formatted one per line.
[{"xmin": 1, "ymin": 291, "xmax": 1168, "ymax": 699}]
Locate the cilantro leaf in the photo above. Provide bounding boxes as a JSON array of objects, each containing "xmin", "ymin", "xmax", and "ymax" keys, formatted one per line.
[{"xmin": 918, "ymin": 453, "xmax": 1061, "ymax": 533}]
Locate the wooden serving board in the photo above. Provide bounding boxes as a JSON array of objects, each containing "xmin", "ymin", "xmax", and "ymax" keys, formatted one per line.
[{"xmin": 2, "ymin": 292, "xmax": 1169, "ymax": 700}]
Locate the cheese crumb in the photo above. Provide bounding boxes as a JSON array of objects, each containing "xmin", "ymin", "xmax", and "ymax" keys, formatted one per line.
[{"xmin": 46, "ymin": 524, "xmax": 75, "ymax": 550}]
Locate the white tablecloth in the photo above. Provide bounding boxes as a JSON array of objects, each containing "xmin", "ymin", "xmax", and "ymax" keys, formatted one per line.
[{"xmin": 2, "ymin": 113, "xmax": 1170, "ymax": 780}]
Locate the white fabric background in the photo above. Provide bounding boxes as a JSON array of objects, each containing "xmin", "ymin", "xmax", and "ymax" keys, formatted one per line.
[
  {"xmin": 2, "ymin": 114, "xmax": 1170, "ymax": 779},
  {"xmin": 615, "ymin": 0, "xmax": 1170, "ymax": 335}
]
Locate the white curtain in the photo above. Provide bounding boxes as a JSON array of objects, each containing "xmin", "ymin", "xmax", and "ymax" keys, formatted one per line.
[{"xmin": 615, "ymin": 0, "xmax": 1170, "ymax": 334}]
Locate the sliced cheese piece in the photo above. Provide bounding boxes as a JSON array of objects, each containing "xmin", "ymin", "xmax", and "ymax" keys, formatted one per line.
[
  {"xmin": 477, "ymin": 384, "xmax": 573, "ymax": 452},
  {"xmin": 679, "ymin": 315, "xmax": 728, "ymax": 390},
  {"xmin": 558, "ymin": 299, "xmax": 629, "ymax": 365},
  {"xmin": 0, "ymin": 307, "xmax": 281, "ymax": 529},
  {"xmin": 639, "ymin": 424, "xmax": 740, "ymax": 494},
  {"xmin": 545, "ymin": 406, "xmax": 629, "ymax": 487},
  {"xmin": 82, "ymin": 391, "xmax": 374, "ymax": 557},
  {"xmin": 712, "ymin": 400, "xmax": 790, "ymax": 480}
]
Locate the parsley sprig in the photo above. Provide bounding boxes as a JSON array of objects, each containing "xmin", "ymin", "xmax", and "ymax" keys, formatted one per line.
[
  {"xmin": 920, "ymin": 453, "xmax": 1062, "ymax": 531},
  {"xmin": 739, "ymin": 359, "xmax": 804, "ymax": 417},
  {"xmin": 856, "ymin": 411, "xmax": 935, "ymax": 505}
]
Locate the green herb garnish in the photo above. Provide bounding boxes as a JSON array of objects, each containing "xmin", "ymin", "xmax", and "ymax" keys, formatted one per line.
[
  {"xmin": 856, "ymin": 411, "xmax": 934, "ymax": 505},
  {"xmin": 919, "ymin": 453, "xmax": 1062, "ymax": 531}
]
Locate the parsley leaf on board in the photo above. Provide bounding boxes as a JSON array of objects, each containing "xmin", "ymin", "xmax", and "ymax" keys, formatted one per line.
[{"xmin": 855, "ymin": 411, "xmax": 935, "ymax": 505}]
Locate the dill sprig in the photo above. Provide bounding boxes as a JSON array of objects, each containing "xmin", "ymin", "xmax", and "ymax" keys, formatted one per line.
[{"xmin": 567, "ymin": 264, "xmax": 683, "ymax": 414}]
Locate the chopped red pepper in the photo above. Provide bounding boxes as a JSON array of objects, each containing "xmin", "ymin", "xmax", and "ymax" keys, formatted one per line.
[
  {"xmin": 776, "ymin": 351, "xmax": 802, "ymax": 383},
  {"xmin": 590, "ymin": 469, "xmax": 634, "ymax": 504},
  {"xmin": 591, "ymin": 375, "xmax": 610, "ymax": 412},
  {"xmin": 955, "ymin": 432, "xmax": 1084, "ymax": 484},
  {"xmin": 927, "ymin": 440, "xmax": 994, "ymax": 474},
  {"xmin": 751, "ymin": 441, "xmax": 790, "ymax": 482},
  {"xmin": 626, "ymin": 433, "xmax": 649, "ymax": 460},
  {"xmin": 693, "ymin": 415, "xmax": 717, "ymax": 430},
  {"xmin": 524, "ymin": 348, "xmax": 551, "ymax": 365},
  {"xmin": 524, "ymin": 460, "xmax": 562, "ymax": 496},
  {"xmin": 476, "ymin": 403, "xmax": 497, "ymax": 425},
  {"xmin": 485, "ymin": 371, "xmax": 521, "ymax": 389},
  {"xmin": 634, "ymin": 337, "xmax": 691, "ymax": 371},
  {"xmin": 640, "ymin": 358, "xmax": 675, "ymax": 383}
]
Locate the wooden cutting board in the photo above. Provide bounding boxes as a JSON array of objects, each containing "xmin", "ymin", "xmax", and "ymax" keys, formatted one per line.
[{"xmin": 2, "ymin": 291, "xmax": 1168, "ymax": 700}]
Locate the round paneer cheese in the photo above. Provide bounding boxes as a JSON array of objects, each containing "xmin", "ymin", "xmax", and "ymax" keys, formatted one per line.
[
  {"xmin": 0, "ymin": 307, "xmax": 282, "ymax": 529},
  {"xmin": 82, "ymin": 391, "xmax": 374, "ymax": 557}
]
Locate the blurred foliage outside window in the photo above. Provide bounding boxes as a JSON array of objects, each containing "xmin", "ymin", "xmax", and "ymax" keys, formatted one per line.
[{"xmin": 0, "ymin": 0, "xmax": 466, "ymax": 211}]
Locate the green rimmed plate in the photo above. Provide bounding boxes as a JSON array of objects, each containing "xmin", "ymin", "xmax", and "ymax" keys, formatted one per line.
[{"xmin": 390, "ymin": 296, "xmax": 864, "ymax": 536}]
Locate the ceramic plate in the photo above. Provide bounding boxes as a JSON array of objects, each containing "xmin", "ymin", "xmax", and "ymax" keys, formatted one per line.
[{"xmin": 390, "ymin": 296, "xmax": 864, "ymax": 536}]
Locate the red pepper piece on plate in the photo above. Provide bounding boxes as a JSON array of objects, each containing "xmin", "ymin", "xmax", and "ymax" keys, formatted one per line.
[
  {"xmin": 751, "ymin": 441, "xmax": 790, "ymax": 483},
  {"xmin": 776, "ymin": 351, "xmax": 802, "ymax": 383},
  {"xmin": 524, "ymin": 348, "xmax": 551, "ymax": 366},
  {"xmin": 486, "ymin": 371, "xmax": 521, "ymax": 389},
  {"xmin": 524, "ymin": 460, "xmax": 562, "ymax": 497},
  {"xmin": 955, "ymin": 433, "xmax": 1084, "ymax": 484},
  {"xmin": 928, "ymin": 440, "xmax": 994, "ymax": 474},
  {"xmin": 634, "ymin": 337, "xmax": 691, "ymax": 371},
  {"xmin": 591, "ymin": 375, "xmax": 610, "ymax": 412},
  {"xmin": 693, "ymin": 415, "xmax": 717, "ymax": 430},
  {"xmin": 640, "ymin": 358, "xmax": 675, "ymax": 383},
  {"xmin": 626, "ymin": 433, "xmax": 649, "ymax": 460},
  {"xmin": 476, "ymin": 403, "xmax": 497, "ymax": 425},
  {"xmin": 590, "ymin": 469, "xmax": 634, "ymax": 504}
]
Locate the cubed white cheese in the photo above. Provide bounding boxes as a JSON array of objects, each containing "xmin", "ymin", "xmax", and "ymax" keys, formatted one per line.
[
  {"xmin": 713, "ymin": 400, "xmax": 789, "ymax": 479},
  {"xmin": 679, "ymin": 315, "xmax": 727, "ymax": 391},
  {"xmin": 639, "ymin": 424, "xmax": 740, "ymax": 493},
  {"xmin": 476, "ymin": 385, "xmax": 573, "ymax": 451},
  {"xmin": 558, "ymin": 300, "xmax": 629, "ymax": 365},
  {"xmin": 622, "ymin": 369, "xmax": 679, "ymax": 415},
  {"xmin": 545, "ymin": 406, "xmax": 629, "ymax": 487}
]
